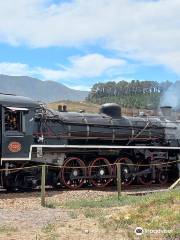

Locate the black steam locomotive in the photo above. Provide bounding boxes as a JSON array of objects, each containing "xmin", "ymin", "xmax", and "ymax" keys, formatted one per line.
[{"xmin": 0, "ymin": 93, "xmax": 179, "ymax": 190}]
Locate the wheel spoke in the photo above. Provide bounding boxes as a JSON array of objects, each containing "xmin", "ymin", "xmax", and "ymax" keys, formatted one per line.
[
  {"xmin": 157, "ymin": 169, "xmax": 168, "ymax": 184},
  {"xmin": 137, "ymin": 159, "xmax": 153, "ymax": 185},
  {"xmin": 60, "ymin": 157, "xmax": 86, "ymax": 190},
  {"xmin": 114, "ymin": 157, "xmax": 135, "ymax": 186},
  {"xmin": 89, "ymin": 157, "xmax": 112, "ymax": 188}
]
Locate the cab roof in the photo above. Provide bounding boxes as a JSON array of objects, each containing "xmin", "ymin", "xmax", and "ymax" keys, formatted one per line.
[{"xmin": 0, "ymin": 93, "xmax": 40, "ymax": 108}]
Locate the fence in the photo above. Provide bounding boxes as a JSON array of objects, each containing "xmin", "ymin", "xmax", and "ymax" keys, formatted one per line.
[{"xmin": 0, "ymin": 160, "xmax": 180, "ymax": 207}]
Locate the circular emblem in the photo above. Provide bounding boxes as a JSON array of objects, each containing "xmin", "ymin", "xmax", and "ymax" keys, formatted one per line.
[{"xmin": 8, "ymin": 142, "xmax": 22, "ymax": 153}]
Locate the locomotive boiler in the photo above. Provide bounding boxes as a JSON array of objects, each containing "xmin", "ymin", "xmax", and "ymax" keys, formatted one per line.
[{"xmin": 0, "ymin": 93, "xmax": 179, "ymax": 190}]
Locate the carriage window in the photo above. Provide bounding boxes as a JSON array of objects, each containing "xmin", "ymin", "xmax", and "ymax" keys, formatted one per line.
[{"xmin": 5, "ymin": 109, "xmax": 22, "ymax": 131}]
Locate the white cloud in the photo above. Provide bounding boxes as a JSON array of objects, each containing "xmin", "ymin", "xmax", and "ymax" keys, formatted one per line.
[
  {"xmin": 0, "ymin": 53, "xmax": 126, "ymax": 81},
  {"xmin": 0, "ymin": 62, "xmax": 32, "ymax": 76},
  {"xmin": 0, "ymin": 0, "xmax": 180, "ymax": 74},
  {"xmin": 153, "ymin": 52, "xmax": 180, "ymax": 75},
  {"xmin": 36, "ymin": 54, "xmax": 126, "ymax": 80},
  {"xmin": 67, "ymin": 85, "xmax": 91, "ymax": 91}
]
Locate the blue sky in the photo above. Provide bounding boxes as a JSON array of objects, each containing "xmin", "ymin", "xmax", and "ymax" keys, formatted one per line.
[{"xmin": 0, "ymin": 0, "xmax": 180, "ymax": 90}]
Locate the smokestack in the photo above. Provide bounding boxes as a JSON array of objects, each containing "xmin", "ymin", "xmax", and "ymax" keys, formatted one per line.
[{"xmin": 160, "ymin": 106, "xmax": 172, "ymax": 117}]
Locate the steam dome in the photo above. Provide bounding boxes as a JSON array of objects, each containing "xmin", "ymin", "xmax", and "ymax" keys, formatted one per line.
[{"xmin": 100, "ymin": 103, "xmax": 121, "ymax": 117}]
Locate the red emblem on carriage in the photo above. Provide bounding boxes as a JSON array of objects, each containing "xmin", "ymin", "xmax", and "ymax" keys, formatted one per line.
[{"xmin": 8, "ymin": 142, "xmax": 22, "ymax": 153}]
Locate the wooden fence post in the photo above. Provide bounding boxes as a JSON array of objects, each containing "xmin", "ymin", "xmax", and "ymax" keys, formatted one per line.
[
  {"xmin": 41, "ymin": 165, "xmax": 46, "ymax": 207},
  {"xmin": 117, "ymin": 163, "xmax": 121, "ymax": 199}
]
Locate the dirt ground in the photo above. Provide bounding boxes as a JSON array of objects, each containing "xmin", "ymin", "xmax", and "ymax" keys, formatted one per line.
[
  {"xmin": 0, "ymin": 189, "xmax": 123, "ymax": 240},
  {"xmin": 0, "ymin": 187, "xmax": 172, "ymax": 240}
]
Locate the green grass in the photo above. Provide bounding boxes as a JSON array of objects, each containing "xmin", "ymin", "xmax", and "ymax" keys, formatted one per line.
[
  {"xmin": 42, "ymin": 223, "xmax": 55, "ymax": 234},
  {"xmin": 63, "ymin": 194, "xmax": 137, "ymax": 209},
  {"xmin": 68, "ymin": 211, "xmax": 78, "ymax": 219},
  {"xmin": 45, "ymin": 201, "xmax": 58, "ymax": 209},
  {"xmin": 41, "ymin": 223, "xmax": 59, "ymax": 240},
  {"xmin": 83, "ymin": 208, "xmax": 104, "ymax": 218},
  {"xmin": 0, "ymin": 225, "xmax": 18, "ymax": 236},
  {"xmin": 64, "ymin": 190, "xmax": 179, "ymax": 209},
  {"xmin": 63, "ymin": 190, "xmax": 180, "ymax": 239}
]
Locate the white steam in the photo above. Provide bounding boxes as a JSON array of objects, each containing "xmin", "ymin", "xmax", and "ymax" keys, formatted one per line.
[{"xmin": 160, "ymin": 81, "xmax": 180, "ymax": 109}]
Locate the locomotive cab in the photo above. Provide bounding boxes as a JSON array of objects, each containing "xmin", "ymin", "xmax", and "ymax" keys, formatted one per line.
[{"xmin": 0, "ymin": 94, "xmax": 40, "ymax": 163}]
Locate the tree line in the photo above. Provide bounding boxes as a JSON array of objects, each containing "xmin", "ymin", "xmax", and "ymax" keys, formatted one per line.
[{"xmin": 87, "ymin": 80, "xmax": 172, "ymax": 109}]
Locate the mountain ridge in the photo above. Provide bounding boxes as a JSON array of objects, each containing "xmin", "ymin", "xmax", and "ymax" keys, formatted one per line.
[{"xmin": 0, "ymin": 74, "xmax": 88, "ymax": 102}]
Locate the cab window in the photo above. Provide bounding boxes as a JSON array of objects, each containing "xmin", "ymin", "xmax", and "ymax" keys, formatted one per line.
[{"xmin": 5, "ymin": 109, "xmax": 22, "ymax": 132}]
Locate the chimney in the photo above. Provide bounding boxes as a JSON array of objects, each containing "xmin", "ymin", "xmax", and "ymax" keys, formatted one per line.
[{"xmin": 160, "ymin": 106, "xmax": 172, "ymax": 117}]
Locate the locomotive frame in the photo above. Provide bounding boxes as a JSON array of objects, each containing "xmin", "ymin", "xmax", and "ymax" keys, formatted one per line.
[{"xmin": 0, "ymin": 93, "xmax": 179, "ymax": 190}]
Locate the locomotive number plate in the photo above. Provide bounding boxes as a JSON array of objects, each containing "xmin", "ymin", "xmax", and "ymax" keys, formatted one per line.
[{"xmin": 8, "ymin": 142, "xmax": 22, "ymax": 153}]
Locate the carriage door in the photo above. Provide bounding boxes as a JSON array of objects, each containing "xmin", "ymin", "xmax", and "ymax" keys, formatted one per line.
[{"xmin": 1, "ymin": 107, "xmax": 32, "ymax": 160}]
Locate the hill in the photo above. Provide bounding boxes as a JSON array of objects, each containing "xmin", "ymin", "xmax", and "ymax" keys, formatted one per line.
[
  {"xmin": 48, "ymin": 100, "xmax": 149, "ymax": 117},
  {"xmin": 0, "ymin": 74, "xmax": 88, "ymax": 102}
]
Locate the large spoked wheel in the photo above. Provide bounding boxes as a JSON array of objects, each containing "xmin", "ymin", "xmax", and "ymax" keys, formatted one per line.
[
  {"xmin": 60, "ymin": 157, "xmax": 86, "ymax": 190},
  {"xmin": 137, "ymin": 159, "xmax": 153, "ymax": 185},
  {"xmin": 157, "ymin": 168, "xmax": 168, "ymax": 185},
  {"xmin": 114, "ymin": 157, "xmax": 135, "ymax": 186},
  {"xmin": 89, "ymin": 157, "xmax": 112, "ymax": 188}
]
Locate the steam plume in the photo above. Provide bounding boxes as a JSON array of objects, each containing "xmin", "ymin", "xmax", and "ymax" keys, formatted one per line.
[{"xmin": 160, "ymin": 81, "xmax": 180, "ymax": 110}]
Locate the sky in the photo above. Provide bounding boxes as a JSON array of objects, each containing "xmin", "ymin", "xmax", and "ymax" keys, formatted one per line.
[{"xmin": 0, "ymin": 0, "xmax": 180, "ymax": 91}]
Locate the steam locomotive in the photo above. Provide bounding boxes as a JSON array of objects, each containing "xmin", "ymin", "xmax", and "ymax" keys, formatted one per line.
[{"xmin": 0, "ymin": 93, "xmax": 179, "ymax": 190}]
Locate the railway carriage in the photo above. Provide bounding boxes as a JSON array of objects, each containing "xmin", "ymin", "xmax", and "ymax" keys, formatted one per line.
[{"xmin": 0, "ymin": 93, "xmax": 179, "ymax": 190}]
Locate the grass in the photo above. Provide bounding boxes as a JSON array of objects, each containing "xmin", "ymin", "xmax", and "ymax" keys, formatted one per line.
[
  {"xmin": 64, "ymin": 190, "xmax": 179, "ymax": 209},
  {"xmin": 0, "ymin": 225, "xmax": 18, "ymax": 233},
  {"xmin": 0, "ymin": 225, "xmax": 18, "ymax": 236},
  {"xmin": 42, "ymin": 223, "xmax": 59, "ymax": 240},
  {"xmin": 68, "ymin": 211, "xmax": 78, "ymax": 219},
  {"xmin": 63, "ymin": 190, "xmax": 180, "ymax": 239},
  {"xmin": 83, "ymin": 208, "xmax": 104, "ymax": 218},
  {"xmin": 42, "ymin": 223, "xmax": 55, "ymax": 234},
  {"xmin": 64, "ymin": 195, "xmax": 132, "ymax": 209},
  {"xmin": 45, "ymin": 201, "xmax": 58, "ymax": 209}
]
